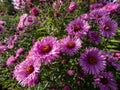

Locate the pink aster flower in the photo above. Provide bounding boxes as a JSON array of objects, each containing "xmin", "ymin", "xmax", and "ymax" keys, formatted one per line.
[
  {"xmin": 6, "ymin": 55, "xmax": 16, "ymax": 66},
  {"xmin": 13, "ymin": 0, "xmax": 26, "ymax": 10},
  {"xmin": 17, "ymin": 14, "xmax": 28, "ymax": 30},
  {"xmin": 24, "ymin": 15, "xmax": 37, "ymax": 27},
  {"xmin": 30, "ymin": 7, "xmax": 39, "ymax": 16},
  {"xmin": 15, "ymin": 48, "xmax": 24, "ymax": 58},
  {"xmin": 52, "ymin": 0, "xmax": 63, "ymax": 10},
  {"xmin": 66, "ymin": 18, "xmax": 90, "ymax": 37},
  {"xmin": 0, "ymin": 21, "xmax": 6, "ymax": 26},
  {"xmin": 101, "ymin": 2, "xmax": 119, "ymax": 13},
  {"xmin": 99, "ymin": 18, "xmax": 118, "ymax": 38},
  {"xmin": 29, "ymin": 36, "xmax": 60, "ymax": 64},
  {"xmin": 63, "ymin": 85, "xmax": 71, "ymax": 90},
  {"xmin": 60, "ymin": 36, "xmax": 82, "ymax": 56},
  {"xmin": 79, "ymin": 47, "xmax": 106, "ymax": 75},
  {"xmin": 17, "ymin": 14, "xmax": 37, "ymax": 30},
  {"xmin": 68, "ymin": 2, "xmax": 77, "ymax": 12},
  {"xmin": 67, "ymin": 69, "xmax": 75, "ymax": 76},
  {"xmin": 52, "ymin": 1, "xmax": 58, "ymax": 10},
  {"xmin": 93, "ymin": 72, "xmax": 118, "ymax": 90},
  {"xmin": 89, "ymin": 9, "xmax": 109, "ymax": 21},
  {"xmin": 0, "ymin": 45, "xmax": 7, "ymax": 53},
  {"xmin": 13, "ymin": 58, "xmax": 41, "ymax": 87},
  {"xmin": 6, "ymin": 34, "xmax": 18, "ymax": 49}
]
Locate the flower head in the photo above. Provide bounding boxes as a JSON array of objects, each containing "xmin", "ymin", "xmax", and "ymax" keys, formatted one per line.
[
  {"xmin": 101, "ymin": 2, "xmax": 119, "ymax": 13},
  {"xmin": 13, "ymin": 58, "xmax": 40, "ymax": 87},
  {"xmin": 60, "ymin": 36, "xmax": 82, "ymax": 56},
  {"xmin": 6, "ymin": 56, "xmax": 16, "ymax": 66},
  {"xmin": 79, "ymin": 47, "xmax": 106, "ymax": 75},
  {"xmin": 99, "ymin": 18, "xmax": 118, "ymax": 38},
  {"xmin": 93, "ymin": 72, "xmax": 118, "ymax": 90},
  {"xmin": 68, "ymin": 2, "xmax": 77, "ymax": 12},
  {"xmin": 30, "ymin": 7, "xmax": 39, "ymax": 16},
  {"xmin": 13, "ymin": 0, "xmax": 26, "ymax": 10},
  {"xmin": 0, "ymin": 45, "xmax": 7, "ymax": 53},
  {"xmin": 29, "ymin": 36, "xmax": 60, "ymax": 64},
  {"xmin": 0, "ymin": 21, "xmax": 6, "ymax": 26},
  {"xmin": 89, "ymin": 9, "xmax": 109, "ymax": 21},
  {"xmin": 67, "ymin": 69, "xmax": 75, "ymax": 76},
  {"xmin": 24, "ymin": 15, "xmax": 37, "ymax": 27},
  {"xmin": 15, "ymin": 48, "xmax": 24, "ymax": 58},
  {"xmin": 66, "ymin": 18, "xmax": 90, "ymax": 37}
]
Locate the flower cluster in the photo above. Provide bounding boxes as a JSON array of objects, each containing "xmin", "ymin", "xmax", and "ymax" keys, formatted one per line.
[{"xmin": 1, "ymin": 0, "xmax": 120, "ymax": 90}]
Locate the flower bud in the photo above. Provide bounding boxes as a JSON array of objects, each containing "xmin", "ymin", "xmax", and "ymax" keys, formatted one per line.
[{"xmin": 68, "ymin": 2, "xmax": 77, "ymax": 12}]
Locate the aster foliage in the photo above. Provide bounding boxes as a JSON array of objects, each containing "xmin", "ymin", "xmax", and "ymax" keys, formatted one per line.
[{"xmin": 0, "ymin": 0, "xmax": 120, "ymax": 90}]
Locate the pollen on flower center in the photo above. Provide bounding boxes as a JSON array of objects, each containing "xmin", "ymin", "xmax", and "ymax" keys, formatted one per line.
[
  {"xmin": 104, "ymin": 25, "xmax": 110, "ymax": 30},
  {"xmin": 74, "ymin": 25, "xmax": 81, "ymax": 32},
  {"xmin": 88, "ymin": 57, "xmax": 97, "ymax": 64},
  {"xmin": 67, "ymin": 42, "xmax": 75, "ymax": 49},
  {"xmin": 26, "ymin": 65, "xmax": 34, "ymax": 74},
  {"xmin": 100, "ymin": 78, "xmax": 109, "ymax": 85},
  {"xmin": 41, "ymin": 45, "xmax": 51, "ymax": 53}
]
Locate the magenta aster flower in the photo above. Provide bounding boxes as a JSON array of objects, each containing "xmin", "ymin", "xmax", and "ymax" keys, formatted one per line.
[
  {"xmin": 93, "ymin": 72, "xmax": 118, "ymax": 90},
  {"xmin": 63, "ymin": 85, "xmax": 71, "ymax": 90},
  {"xmin": 99, "ymin": 18, "xmax": 118, "ymax": 38},
  {"xmin": 24, "ymin": 15, "xmax": 37, "ymax": 27},
  {"xmin": 79, "ymin": 47, "xmax": 106, "ymax": 75},
  {"xmin": 52, "ymin": 1, "xmax": 58, "ymax": 10},
  {"xmin": 30, "ymin": 7, "xmax": 39, "ymax": 16},
  {"xmin": 68, "ymin": 2, "xmax": 77, "ymax": 12},
  {"xmin": 13, "ymin": 58, "xmax": 40, "ymax": 87},
  {"xmin": 60, "ymin": 36, "xmax": 82, "ymax": 56},
  {"xmin": 88, "ymin": 31, "xmax": 101, "ymax": 44},
  {"xmin": 0, "ymin": 45, "xmax": 7, "ymax": 53},
  {"xmin": 101, "ymin": 2, "xmax": 119, "ymax": 13},
  {"xmin": 17, "ymin": 14, "xmax": 37, "ymax": 30},
  {"xmin": 6, "ymin": 55, "xmax": 16, "ymax": 66},
  {"xmin": 13, "ymin": 0, "xmax": 26, "ymax": 10},
  {"xmin": 66, "ymin": 18, "xmax": 90, "ymax": 37},
  {"xmin": 0, "ymin": 21, "xmax": 6, "ymax": 26},
  {"xmin": 6, "ymin": 34, "xmax": 18, "ymax": 49},
  {"xmin": 67, "ymin": 69, "xmax": 75, "ymax": 76},
  {"xmin": 30, "ymin": 36, "xmax": 60, "ymax": 64},
  {"xmin": 17, "ymin": 14, "xmax": 28, "ymax": 30},
  {"xmin": 89, "ymin": 9, "xmax": 109, "ymax": 21},
  {"xmin": 15, "ymin": 48, "xmax": 24, "ymax": 58}
]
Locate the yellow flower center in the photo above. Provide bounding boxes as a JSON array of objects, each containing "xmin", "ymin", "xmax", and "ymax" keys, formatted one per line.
[
  {"xmin": 26, "ymin": 65, "xmax": 34, "ymax": 74},
  {"xmin": 104, "ymin": 25, "xmax": 110, "ymax": 31},
  {"xmin": 42, "ymin": 45, "xmax": 51, "ymax": 53},
  {"xmin": 67, "ymin": 42, "xmax": 75, "ymax": 49}
]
